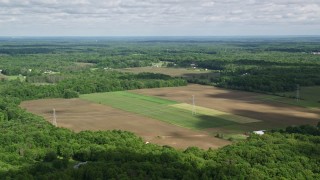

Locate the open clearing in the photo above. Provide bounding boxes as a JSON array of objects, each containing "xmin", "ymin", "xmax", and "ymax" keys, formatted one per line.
[
  {"xmin": 74, "ymin": 62, "xmax": 95, "ymax": 67},
  {"xmin": 116, "ymin": 67, "xmax": 218, "ymax": 78},
  {"xmin": 131, "ymin": 84, "xmax": 320, "ymax": 134},
  {"xmin": 20, "ymin": 98, "xmax": 230, "ymax": 150},
  {"xmin": 0, "ymin": 73, "xmax": 26, "ymax": 81},
  {"xmin": 0, "ymin": 73, "xmax": 5, "ymax": 80}
]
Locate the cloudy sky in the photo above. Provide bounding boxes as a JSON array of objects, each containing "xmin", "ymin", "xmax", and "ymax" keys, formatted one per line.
[{"xmin": 0, "ymin": 0, "xmax": 319, "ymax": 36}]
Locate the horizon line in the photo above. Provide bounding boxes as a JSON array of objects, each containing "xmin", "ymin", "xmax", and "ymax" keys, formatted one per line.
[{"xmin": 1, "ymin": 35, "xmax": 320, "ymax": 38}]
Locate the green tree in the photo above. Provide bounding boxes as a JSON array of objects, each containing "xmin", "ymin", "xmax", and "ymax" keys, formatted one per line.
[{"xmin": 63, "ymin": 89, "xmax": 79, "ymax": 99}]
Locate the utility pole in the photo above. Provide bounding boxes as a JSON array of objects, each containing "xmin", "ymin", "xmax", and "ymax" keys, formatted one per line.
[
  {"xmin": 192, "ymin": 95, "xmax": 196, "ymax": 115},
  {"xmin": 296, "ymin": 84, "xmax": 300, "ymax": 102},
  {"xmin": 52, "ymin": 108, "xmax": 57, "ymax": 127}
]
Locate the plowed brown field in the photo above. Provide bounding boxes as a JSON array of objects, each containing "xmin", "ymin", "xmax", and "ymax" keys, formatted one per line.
[{"xmin": 131, "ymin": 84, "xmax": 320, "ymax": 133}]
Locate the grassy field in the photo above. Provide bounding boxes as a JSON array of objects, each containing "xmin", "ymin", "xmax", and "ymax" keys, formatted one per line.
[
  {"xmin": 80, "ymin": 91, "xmax": 258, "ymax": 130},
  {"xmin": 31, "ymin": 83, "xmax": 54, "ymax": 86},
  {"xmin": 116, "ymin": 67, "xmax": 218, "ymax": 78},
  {"xmin": 260, "ymin": 86, "xmax": 320, "ymax": 109},
  {"xmin": 0, "ymin": 74, "xmax": 26, "ymax": 81},
  {"xmin": 171, "ymin": 103, "xmax": 260, "ymax": 124},
  {"xmin": 0, "ymin": 73, "xmax": 5, "ymax": 80}
]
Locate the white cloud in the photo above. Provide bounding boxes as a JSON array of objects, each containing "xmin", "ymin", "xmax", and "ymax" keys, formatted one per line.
[{"xmin": 0, "ymin": 0, "xmax": 319, "ymax": 36}]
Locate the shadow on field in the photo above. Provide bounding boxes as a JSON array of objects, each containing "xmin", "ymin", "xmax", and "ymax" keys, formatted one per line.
[
  {"xmin": 205, "ymin": 91, "xmax": 258, "ymax": 100},
  {"xmin": 191, "ymin": 109, "xmax": 320, "ymax": 133},
  {"xmin": 230, "ymin": 109, "xmax": 320, "ymax": 127},
  {"xmin": 192, "ymin": 114, "xmax": 238, "ymax": 129},
  {"xmin": 206, "ymin": 91, "xmax": 320, "ymax": 111},
  {"xmin": 153, "ymin": 93, "xmax": 170, "ymax": 97}
]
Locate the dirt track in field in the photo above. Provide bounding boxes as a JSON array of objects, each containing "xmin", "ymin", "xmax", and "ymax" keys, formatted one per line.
[
  {"xmin": 131, "ymin": 84, "xmax": 320, "ymax": 132},
  {"xmin": 20, "ymin": 98, "xmax": 230, "ymax": 150}
]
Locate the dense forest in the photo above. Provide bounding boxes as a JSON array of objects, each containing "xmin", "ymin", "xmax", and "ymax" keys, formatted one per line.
[
  {"xmin": 1, "ymin": 37, "xmax": 320, "ymax": 93},
  {"xmin": 0, "ymin": 95, "xmax": 319, "ymax": 179},
  {"xmin": 1, "ymin": 71, "xmax": 186, "ymax": 100},
  {"xmin": 0, "ymin": 37, "xmax": 320, "ymax": 179}
]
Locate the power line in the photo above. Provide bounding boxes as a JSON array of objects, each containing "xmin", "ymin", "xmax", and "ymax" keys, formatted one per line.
[
  {"xmin": 30, "ymin": 94, "xmax": 201, "ymax": 124},
  {"xmin": 52, "ymin": 108, "xmax": 57, "ymax": 127},
  {"xmin": 192, "ymin": 95, "xmax": 196, "ymax": 115},
  {"xmin": 296, "ymin": 84, "xmax": 300, "ymax": 102}
]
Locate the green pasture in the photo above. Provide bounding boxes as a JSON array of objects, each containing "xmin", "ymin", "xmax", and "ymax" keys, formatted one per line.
[
  {"xmin": 80, "ymin": 91, "xmax": 249, "ymax": 130},
  {"xmin": 2, "ymin": 75, "xmax": 26, "ymax": 82}
]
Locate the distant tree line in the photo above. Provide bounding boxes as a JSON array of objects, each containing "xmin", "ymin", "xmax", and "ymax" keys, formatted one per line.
[
  {"xmin": 1, "ymin": 39, "xmax": 320, "ymax": 94},
  {"xmin": 0, "ymin": 71, "xmax": 187, "ymax": 100}
]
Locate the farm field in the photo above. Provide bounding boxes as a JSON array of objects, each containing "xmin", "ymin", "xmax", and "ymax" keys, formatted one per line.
[
  {"xmin": 131, "ymin": 84, "xmax": 320, "ymax": 134},
  {"xmin": 20, "ymin": 84, "xmax": 320, "ymax": 146},
  {"xmin": 116, "ymin": 67, "xmax": 217, "ymax": 78},
  {"xmin": 80, "ymin": 91, "xmax": 259, "ymax": 130},
  {"xmin": 0, "ymin": 74, "xmax": 25, "ymax": 81},
  {"xmin": 20, "ymin": 98, "xmax": 230, "ymax": 149},
  {"xmin": 0, "ymin": 73, "xmax": 4, "ymax": 80}
]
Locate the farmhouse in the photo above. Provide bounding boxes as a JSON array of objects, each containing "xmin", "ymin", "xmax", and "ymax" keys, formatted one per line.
[
  {"xmin": 190, "ymin": 63, "xmax": 197, "ymax": 68},
  {"xmin": 253, "ymin": 130, "xmax": 265, "ymax": 135},
  {"xmin": 43, "ymin": 70, "xmax": 59, "ymax": 74}
]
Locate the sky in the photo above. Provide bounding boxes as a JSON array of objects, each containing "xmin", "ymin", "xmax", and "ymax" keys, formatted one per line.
[{"xmin": 0, "ymin": 0, "xmax": 319, "ymax": 36}]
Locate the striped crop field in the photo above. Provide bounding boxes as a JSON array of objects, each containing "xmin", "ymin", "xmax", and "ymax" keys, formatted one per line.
[{"xmin": 80, "ymin": 91, "xmax": 260, "ymax": 130}]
